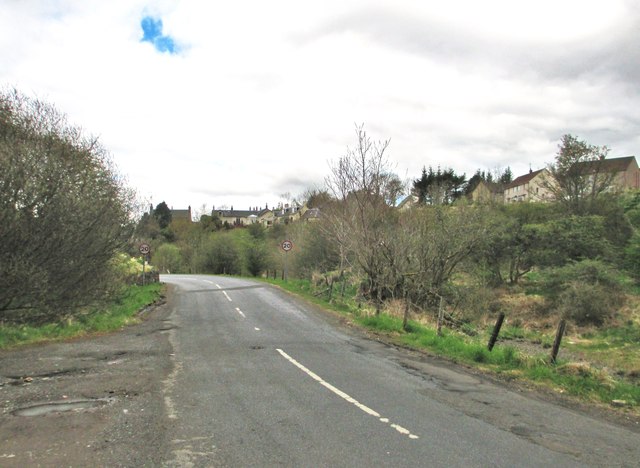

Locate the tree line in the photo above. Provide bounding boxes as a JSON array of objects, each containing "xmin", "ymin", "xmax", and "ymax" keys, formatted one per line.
[
  {"xmin": 141, "ymin": 125, "xmax": 640, "ymax": 328},
  {"xmin": 4, "ymin": 86, "xmax": 636, "ymax": 329}
]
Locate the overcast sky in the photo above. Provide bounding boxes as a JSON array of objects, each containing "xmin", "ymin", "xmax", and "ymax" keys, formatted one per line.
[{"xmin": 2, "ymin": 0, "xmax": 639, "ymax": 216}]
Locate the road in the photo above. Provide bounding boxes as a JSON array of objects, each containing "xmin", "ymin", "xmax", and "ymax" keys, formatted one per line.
[
  {"xmin": 160, "ymin": 275, "xmax": 639, "ymax": 467},
  {"xmin": 1, "ymin": 274, "xmax": 638, "ymax": 466}
]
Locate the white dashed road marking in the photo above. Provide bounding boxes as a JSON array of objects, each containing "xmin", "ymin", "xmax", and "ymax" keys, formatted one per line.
[
  {"xmin": 276, "ymin": 348, "xmax": 419, "ymax": 440},
  {"xmin": 235, "ymin": 307, "xmax": 246, "ymax": 318}
]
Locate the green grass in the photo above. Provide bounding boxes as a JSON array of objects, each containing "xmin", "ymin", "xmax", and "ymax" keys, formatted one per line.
[
  {"xmin": 262, "ymin": 276, "xmax": 639, "ymax": 412},
  {"xmin": 0, "ymin": 283, "xmax": 163, "ymax": 349}
]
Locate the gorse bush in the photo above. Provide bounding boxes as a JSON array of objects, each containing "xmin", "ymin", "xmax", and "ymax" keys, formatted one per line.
[
  {"xmin": 558, "ymin": 282, "xmax": 623, "ymax": 326},
  {"xmin": 541, "ymin": 260, "xmax": 625, "ymax": 325},
  {"xmin": 542, "ymin": 259, "xmax": 624, "ymax": 296}
]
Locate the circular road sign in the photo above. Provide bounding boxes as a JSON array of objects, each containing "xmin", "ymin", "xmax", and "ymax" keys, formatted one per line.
[
  {"xmin": 281, "ymin": 240, "xmax": 293, "ymax": 252},
  {"xmin": 139, "ymin": 243, "xmax": 151, "ymax": 255}
]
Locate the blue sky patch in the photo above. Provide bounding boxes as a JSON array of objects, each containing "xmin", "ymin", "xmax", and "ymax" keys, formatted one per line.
[{"xmin": 140, "ymin": 16, "xmax": 177, "ymax": 54}]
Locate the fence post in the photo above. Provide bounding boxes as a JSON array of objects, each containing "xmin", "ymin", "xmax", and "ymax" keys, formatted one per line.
[
  {"xmin": 550, "ymin": 319, "xmax": 567, "ymax": 364},
  {"xmin": 487, "ymin": 313, "xmax": 505, "ymax": 351},
  {"xmin": 436, "ymin": 295, "xmax": 444, "ymax": 336}
]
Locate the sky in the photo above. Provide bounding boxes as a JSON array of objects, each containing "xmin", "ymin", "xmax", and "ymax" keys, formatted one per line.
[{"xmin": 2, "ymin": 0, "xmax": 639, "ymax": 217}]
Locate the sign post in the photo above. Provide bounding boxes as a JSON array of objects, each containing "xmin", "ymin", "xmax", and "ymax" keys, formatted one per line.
[
  {"xmin": 139, "ymin": 243, "xmax": 150, "ymax": 285},
  {"xmin": 281, "ymin": 240, "xmax": 293, "ymax": 281}
]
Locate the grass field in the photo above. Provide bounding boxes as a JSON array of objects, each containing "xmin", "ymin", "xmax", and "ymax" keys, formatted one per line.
[{"xmin": 0, "ymin": 283, "xmax": 164, "ymax": 349}]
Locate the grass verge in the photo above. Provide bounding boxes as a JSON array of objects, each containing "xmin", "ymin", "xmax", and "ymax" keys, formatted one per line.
[
  {"xmin": 263, "ymin": 277, "xmax": 639, "ymax": 414},
  {"xmin": 0, "ymin": 283, "xmax": 164, "ymax": 349}
]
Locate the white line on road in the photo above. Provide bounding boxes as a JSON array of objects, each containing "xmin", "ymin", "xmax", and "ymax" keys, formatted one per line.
[
  {"xmin": 235, "ymin": 307, "xmax": 246, "ymax": 318},
  {"xmin": 215, "ymin": 284, "xmax": 222, "ymax": 289},
  {"xmin": 254, "ymin": 327, "xmax": 261, "ymax": 331},
  {"xmin": 276, "ymin": 348, "xmax": 419, "ymax": 440},
  {"xmin": 223, "ymin": 291, "xmax": 232, "ymax": 302}
]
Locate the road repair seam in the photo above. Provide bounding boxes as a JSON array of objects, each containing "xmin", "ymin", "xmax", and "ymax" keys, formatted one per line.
[
  {"xmin": 163, "ymin": 327, "xmax": 182, "ymax": 420},
  {"xmin": 276, "ymin": 348, "xmax": 419, "ymax": 440}
]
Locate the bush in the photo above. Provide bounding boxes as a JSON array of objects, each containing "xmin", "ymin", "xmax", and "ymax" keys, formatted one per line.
[
  {"xmin": 200, "ymin": 233, "xmax": 241, "ymax": 275},
  {"xmin": 542, "ymin": 259, "xmax": 623, "ymax": 296},
  {"xmin": 153, "ymin": 244, "xmax": 182, "ymax": 273},
  {"xmin": 557, "ymin": 282, "xmax": 623, "ymax": 326},
  {"xmin": 0, "ymin": 89, "xmax": 135, "ymax": 324},
  {"xmin": 245, "ymin": 243, "xmax": 269, "ymax": 277},
  {"xmin": 623, "ymin": 231, "xmax": 640, "ymax": 279},
  {"xmin": 542, "ymin": 260, "xmax": 625, "ymax": 326}
]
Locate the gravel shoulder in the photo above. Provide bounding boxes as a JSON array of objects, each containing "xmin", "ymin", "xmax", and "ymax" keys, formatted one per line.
[{"xmin": 0, "ymin": 296, "xmax": 174, "ymax": 467}]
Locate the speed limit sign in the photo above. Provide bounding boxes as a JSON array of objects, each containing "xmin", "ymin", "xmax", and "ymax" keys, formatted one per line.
[
  {"xmin": 281, "ymin": 240, "xmax": 293, "ymax": 252},
  {"xmin": 139, "ymin": 243, "xmax": 150, "ymax": 255}
]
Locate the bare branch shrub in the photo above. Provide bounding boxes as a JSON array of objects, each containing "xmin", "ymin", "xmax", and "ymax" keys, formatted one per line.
[{"xmin": 0, "ymin": 89, "xmax": 136, "ymax": 324}]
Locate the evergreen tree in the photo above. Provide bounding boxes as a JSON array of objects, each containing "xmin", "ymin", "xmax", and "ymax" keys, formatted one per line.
[
  {"xmin": 153, "ymin": 201, "xmax": 172, "ymax": 229},
  {"xmin": 413, "ymin": 166, "xmax": 466, "ymax": 204}
]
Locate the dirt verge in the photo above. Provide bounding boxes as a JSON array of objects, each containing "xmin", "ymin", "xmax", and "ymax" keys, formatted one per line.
[{"xmin": 0, "ymin": 297, "xmax": 173, "ymax": 467}]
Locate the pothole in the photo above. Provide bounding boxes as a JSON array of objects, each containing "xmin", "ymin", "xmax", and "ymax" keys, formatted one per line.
[
  {"xmin": 12, "ymin": 398, "xmax": 112, "ymax": 417},
  {"xmin": 3, "ymin": 367, "xmax": 91, "ymax": 382}
]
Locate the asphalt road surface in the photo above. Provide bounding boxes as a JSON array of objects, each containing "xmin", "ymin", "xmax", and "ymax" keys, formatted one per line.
[
  {"xmin": 1, "ymin": 274, "xmax": 638, "ymax": 467},
  {"xmin": 159, "ymin": 275, "xmax": 639, "ymax": 467}
]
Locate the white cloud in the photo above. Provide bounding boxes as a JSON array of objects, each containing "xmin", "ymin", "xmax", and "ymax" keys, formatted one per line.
[{"xmin": 1, "ymin": 0, "xmax": 639, "ymax": 213}]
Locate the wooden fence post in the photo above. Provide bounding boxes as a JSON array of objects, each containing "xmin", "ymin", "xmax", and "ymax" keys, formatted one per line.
[
  {"xmin": 487, "ymin": 313, "xmax": 505, "ymax": 351},
  {"xmin": 550, "ymin": 319, "xmax": 567, "ymax": 364},
  {"xmin": 436, "ymin": 295, "xmax": 444, "ymax": 336}
]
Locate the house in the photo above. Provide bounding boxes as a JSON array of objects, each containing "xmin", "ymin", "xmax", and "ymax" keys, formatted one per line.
[
  {"xmin": 468, "ymin": 180, "xmax": 503, "ymax": 204},
  {"xmin": 215, "ymin": 206, "xmax": 273, "ymax": 227},
  {"xmin": 171, "ymin": 206, "xmax": 193, "ymax": 223},
  {"xmin": 273, "ymin": 202, "xmax": 303, "ymax": 224},
  {"xmin": 587, "ymin": 156, "xmax": 640, "ymax": 191},
  {"xmin": 301, "ymin": 207, "xmax": 322, "ymax": 222},
  {"xmin": 504, "ymin": 169, "xmax": 554, "ymax": 203},
  {"xmin": 397, "ymin": 195, "xmax": 419, "ymax": 211}
]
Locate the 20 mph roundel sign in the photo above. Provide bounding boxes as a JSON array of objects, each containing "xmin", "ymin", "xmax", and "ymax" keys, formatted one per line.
[
  {"xmin": 139, "ymin": 243, "xmax": 150, "ymax": 255},
  {"xmin": 281, "ymin": 240, "xmax": 293, "ymax": 252}
]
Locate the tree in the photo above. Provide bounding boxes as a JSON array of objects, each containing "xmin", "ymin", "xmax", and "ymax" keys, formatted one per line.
[
  {"xmin": 0, "ymin": 89, "xmax": 135, "ymax": 324},
  {"xmin": 405, "ymin": 205, "xmax": 489, "ymax": 302},
  {"xmin": 245, "ymin": 242, "xmax": 270, "ymax": 277},
  {"xmin": 324, "ymin": 124, "xmax": 398, "ymax": 310},
  {"xmin": 153, "ymin": 201, "xmax": 172, "ymax": 229},
  {"xmin": 153, "ymin": 243, "xmax": 182, "ymax": 273},
  {"xmin": 292, "ymin": 221, "xmax": 341, "ymax": 279},
  {"xmin": 465, "ymin": 167, "xmax": 512, "ymax": 197},
  {"xmin": 247, "ymin": 222, "xmax": 266, "ymax": 240},
  {"xmin": 545, "ymin": 134, "xmax": 615, "ymax": 214},
  {"xmin": 200, "ymin": 233, "xmax": 241, "ymax": 275},
  {"xmin": 473, "ymin": 203, "xmax": 556, "ymax": 285},
  {"xmin": 304, "ymin": 188, "xmax": 333, "ymax": 209},
  {"xmin": 199, "ymin": 213, "xmax": 222, "ymax": 233},
  {"xmin": 499, "ymin": 167, "xmax": 513, "ymax": 185},
  {"xmin": 413, "ymin": 166, "xmax": 466, "ymax": 205}
]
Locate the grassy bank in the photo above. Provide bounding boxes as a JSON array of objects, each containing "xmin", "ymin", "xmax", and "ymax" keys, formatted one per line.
[
  {"xmin": 0, "ymin": 283, "xmax": 164, "ymax": 349},
  {"xmin": 264, "ymin": 277, "xmax": 640, "ymax": 414}
]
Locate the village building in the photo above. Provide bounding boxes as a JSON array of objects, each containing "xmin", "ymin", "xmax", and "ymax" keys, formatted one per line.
[{"xmin": 504, "ymin": 169, "xmax": 555, "ymax": 203}]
